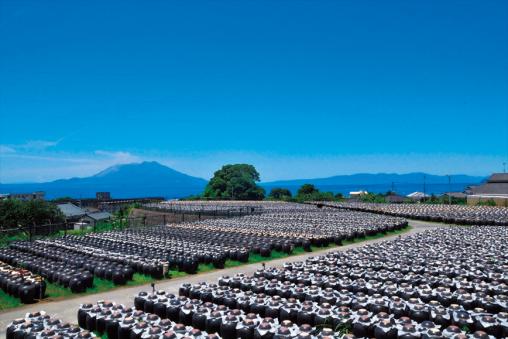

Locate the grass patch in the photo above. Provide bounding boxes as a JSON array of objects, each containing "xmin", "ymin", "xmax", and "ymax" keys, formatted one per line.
[
  {"xmin": 0, "ymin": 288, "xmax": 22, "ymax": 311},
  {"xmin": 93, "ymin": 332, "xmax": 108, "ymax": 339},
  {"xmin": 42, "ymin": 273, "xmax": 172, "ymax": 301},
  {"xmin": 169, "ymin": 270, "xmax": 189, "ymax": 279},
  {"xmin": 342, "ymin": 225, "xmax": 411, "ymax": 245},
  {"xmin": 0, "ymin": 232, "xmax": 30, "ymax": 248},
  {"xmin": 197, "ymin": 263, "xmax": 216, "ymax": 273}
]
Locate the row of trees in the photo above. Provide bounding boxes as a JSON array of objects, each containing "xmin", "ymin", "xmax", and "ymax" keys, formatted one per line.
[
  {"xmin": 268, "ymin": 184, "xmax": 343, "ymax": 202},
  {"xmin": 197, "ymin": 163, "xmax": 473, "ymax": 205},
  {"xmin": 197, "ymin": 164, "xmax": 344, "ymax": 202},
  {"xmin": 0, "ymin": 199, "xmax": 65, "ymax": 230}
]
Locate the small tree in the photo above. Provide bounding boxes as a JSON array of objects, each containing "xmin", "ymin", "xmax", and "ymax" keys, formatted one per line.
[
  {"xmin": 297, "ymin": 184, "xmax": 318, "ymax": 196},
  {"xmin": 269, "ymin": 188, "xmax": 292, "ymax": 200}
]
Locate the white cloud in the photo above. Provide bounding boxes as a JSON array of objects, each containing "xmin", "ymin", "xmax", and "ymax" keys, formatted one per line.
[
  {"xmin": 0, "ymin": 150, "xmax": 142, "ymax": 183},
  {"xmin": 0, "ymin": 138, "xmax": 63, "ymax": 154},
  {"xmin": 20, "ymin": 139, "xmax": 61, "ymax": 150},
  {"xmin": 94, "ymin": 150, "xmax": 141, "ymax": 163},
  {"xmin": 0, "ymin": 145, "xmax": 16, "ymax": 154}
]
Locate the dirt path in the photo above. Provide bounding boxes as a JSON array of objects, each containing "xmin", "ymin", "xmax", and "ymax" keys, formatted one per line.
[{"xmin": 0, "ymin": 220, "xmax": 444, "ymax": 334}]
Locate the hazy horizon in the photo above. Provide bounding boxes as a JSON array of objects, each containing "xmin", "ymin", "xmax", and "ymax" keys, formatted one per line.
[{"xmin": 0, "ymin": 160, "xmax": 488, "ymax": 185}]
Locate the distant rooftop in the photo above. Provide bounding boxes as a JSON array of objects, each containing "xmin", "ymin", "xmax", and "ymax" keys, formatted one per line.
[
  {"xmin": 468, "ymin": 173, "xmax": 508, "ymax": 196},
  {"xmin": 57, "ymin": 203, "xmax": 86, "ymax": 218},
  {"xmin": 487, "ymin": 173, "xmax": 508, "ymax": 183},
  {"xmin": 86, "ymin": 212, "xmax": 113, "ymax": 221}
]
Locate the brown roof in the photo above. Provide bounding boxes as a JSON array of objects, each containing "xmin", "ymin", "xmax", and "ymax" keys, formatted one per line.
[
  {"xmin": 469, "ymin": 182, "xmax": 508, "ymax": 195},
  {"xmin": 488, "ymin": 173, "xmax": 508, "ymax": 183}
]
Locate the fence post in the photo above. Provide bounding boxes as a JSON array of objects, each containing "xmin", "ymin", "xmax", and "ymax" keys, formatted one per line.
[
  {"xmin": 163, "ymin": 214, "xmax": 166, "ymax": 225},
  {"xmin": 93, "ymin": 220, "xmax": 96, "ymax": 233}
]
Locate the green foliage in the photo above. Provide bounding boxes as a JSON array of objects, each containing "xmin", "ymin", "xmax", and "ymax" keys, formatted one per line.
[
  {"xmin": 268, "ymin": 188, "xmax": 292, "ymax": 200},
  {"xmin": 203, "ymin": 164, "xmax": 265, "ymax": 200},
  {"xmin": 297, "ymin": 184, "xmax": 318, "ymax": 196},
  {"xmin": 334, "ymin": 322, "xmax": 352, "ymax": 336},
  {"xmin": 294, "ymin": 184, "xmax": 337, "ymax": 202},
  {"xmin": 180, "ymin": 195, "xmax": 204, "ymax": 201},
  {"xmin": 477, "ymin": 199, "xmax": 497, "ymax": 206},
  {"xmin": 360, "ymin": 193, "xmax": 387, "ymax": 203},
  {"xmin": 0, "ymin": 287, "xmax": 22, "ymax": 310},
  {"xmin": 460, "ymin": 325, "xmax": 470, "ymax": 333},
  {"xmin": 0, "ymin": 199, "xmax": 64, "ymax": 230}
]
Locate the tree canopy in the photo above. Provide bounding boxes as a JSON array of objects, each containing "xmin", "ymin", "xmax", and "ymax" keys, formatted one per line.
[
  {"xmin": 297, "ymin": 184, "xmax": 318, "ymax": 196},
  {"xmin": 0, "ymin": 199, "xmax": 65, "ymax": 230},
  {"xmin": 203, "ymin": 164, "xmax": 265, "ymax": 200},
  {"xmin": 295, "ymin": 184, "xmax": 335, "ymax": 202},
  {"xmin": 268, "ymin": 188, "xmax": 292, "ymax": 200}
]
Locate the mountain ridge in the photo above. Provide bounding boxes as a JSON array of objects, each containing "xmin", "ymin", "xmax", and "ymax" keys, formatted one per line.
[
  {"xmin": 0, "ymin": 161, "xmax": 208, "ymax": 199},
  {"xmin": 263, "ymin": 172, "xmax": 485, "ymax": 186}
]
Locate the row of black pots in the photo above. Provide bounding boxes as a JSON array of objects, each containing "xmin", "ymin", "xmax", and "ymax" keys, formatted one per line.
[
  {"xmin": 5, "ymin": 239, "xmax": 166, "ymax": 284},
  {"xmin": 277, "ymin": 263, "xmax": 508, "ymax": 288},
  {"xmin": 321, "ymin": 202, "xmax": 508, "ymax": 226},
  {"xmin": 244, "ymin": 271, "xmax": 508, "ymax": 312},
  {"xmin": 73, "ymin": 227, "xmax": 256, "ymax": 259},
  {"xmin": 189, "ymin": 211, "xmax": 406, "ymax": 245},
  {"xmin": 181, "ymin": 280, "xmax": 508, "ymax": 336},
  {"xmin": 57, "ymin": 231, "xmax": 245, "ymax": 270},
  {"xmin": 79, "ymin": 299, "xmax": 341, "ymax": 339},
  {"xmin": 0, "ymin": 248, "xmax": 93, "ymax": 293},
  {"xmin": 0, "ymin": 261, "xmax": 45, "ymax": 303},
  {"xmin": 7, "ymin": 241, "xmax": 150, "ymax": 282},
  {"xmin": 6, "ymin": 311, "xmax": 96, "ymax": 339}
]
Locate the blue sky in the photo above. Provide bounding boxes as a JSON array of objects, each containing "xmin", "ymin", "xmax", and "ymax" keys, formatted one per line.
[{"xmin": 1, "ymin": 0, "xmax": 507, "ymax": 183}]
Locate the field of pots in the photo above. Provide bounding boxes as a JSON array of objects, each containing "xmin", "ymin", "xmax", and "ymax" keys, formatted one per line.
[
  {"xmin": 0, "ymin": 203, "xmax": 407, "ymax": 307},
  {"xmin": 7, "ymin": 226, "xmax": 508, "ymax": 338},
  {"xmin": 145, "ymin": 201, "xmax": 266, "ymax": 216},
  {"xmin": 317, "ymin": 202, "xmax": 508, "ymax": 226},
  {"xmin": 172, "ymin": 226, "xmax": 508, "ymax": 338},
  {"xmin": 180, "ymin": 208, "xmax": 407, "ymax": 251}
]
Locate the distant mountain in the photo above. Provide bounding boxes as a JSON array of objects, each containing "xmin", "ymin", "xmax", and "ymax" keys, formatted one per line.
[
  {"xmin": 0, "ymin": 161, "xmax": 207, "ymax": 199},
  {"xmin": 264, "ymin": 172, "xmax": 485, "ymax": 186},
  {"xmin": 261, "ymin": 172, "xmax": 486, "ymax": 196}
]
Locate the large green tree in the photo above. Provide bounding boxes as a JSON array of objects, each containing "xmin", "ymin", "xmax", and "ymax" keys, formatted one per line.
[
  {"xmin": 203, "ymin": 164, "xmax": 265, "ymax": 200},
  {"xmin": 0, "ymin": 199, "xmax": 65, "ymax": 230}
]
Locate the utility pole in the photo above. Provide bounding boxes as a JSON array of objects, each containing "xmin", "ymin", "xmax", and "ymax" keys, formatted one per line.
[
  {"xmin": 447, "ymin": 175, "xmax": 451, "ymax": 205},
  {"xmin": 423, "ymin": 174, "xmax": 426, "ymax": 203}
]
